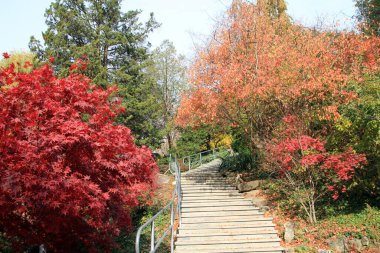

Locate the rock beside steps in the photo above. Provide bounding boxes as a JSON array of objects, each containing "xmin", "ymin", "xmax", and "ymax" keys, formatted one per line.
[{"xmin": 175, "ymin": 160, "xmax": 284, "ymax": 253}]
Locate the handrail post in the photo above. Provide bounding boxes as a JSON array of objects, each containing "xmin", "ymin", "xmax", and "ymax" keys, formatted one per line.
[
  {"xmin": 188, "ymin": 156, "xmax": 191, "ymax": 171},
  {"xmin": 177, "ymin": 159, "xmax": 182, "ymax": 226},
  {"xmin": 213, "ymin": 148, "xmax": 216, "ymax": 159},
  {"xmin": 199, "ymin": 153, "xmax": 202, "ymax": 165},
  {"xmin": 170, "ymin": 202, "xmax": 174, "ymax": 252},
  {"xmin": 169, "ymin": 154, "xmax": 172, "ymax": 173},
  {"xmin": 150, "ymin": 221, "xmax": 155, "ymax": 252}
]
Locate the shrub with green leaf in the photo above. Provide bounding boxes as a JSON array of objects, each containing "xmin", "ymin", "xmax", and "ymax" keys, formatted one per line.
[{"xmin": 328, "ymin": 75, "xmax": 380, "ymax": 202}]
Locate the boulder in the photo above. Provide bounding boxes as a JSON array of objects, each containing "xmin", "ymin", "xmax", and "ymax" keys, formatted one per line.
[
  {"xmin": 328, "ymin": 236, "xmax": 347, "ymax": 253},
  {"xmin": 259, "ymin": 206, "xmax": 270, "ymax": 212},
  {"xmin": 318, "ymin": 250, "xmax": 332, "ymax": 253},
  {"xmin": 348, "ymin": 238, "xmax": 362, "ymax": 251},
  {"xmin": 284, "ymin": 221, "xmax": 295, "ymax": 243},
  {"xmin": 236, "ymin": 174, "xmax": 265, "ymax": 192},
  {"xmin": 361, "ymin": 236, "xmax": 370, "ymax": 247},
  {"xmin": 285, "ymin": 248, "xmax": 295, "ymax": 253},
  {"xmin": 251, "ymin": 198, "xmax": 268, "ymax": 207}
]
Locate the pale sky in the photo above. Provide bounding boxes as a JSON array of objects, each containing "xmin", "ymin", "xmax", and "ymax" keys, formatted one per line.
[{"xmin": 0, "ymin": 0, "xmax": 356, "ymax": 57}]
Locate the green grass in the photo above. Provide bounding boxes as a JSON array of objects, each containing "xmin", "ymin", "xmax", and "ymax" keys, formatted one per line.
[{"xmin": 320, "ymin": 204, "xmax": 380, "ymax": 242}]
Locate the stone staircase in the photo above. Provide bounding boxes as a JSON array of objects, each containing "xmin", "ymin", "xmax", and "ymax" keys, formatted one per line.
[{"xmin": 175, "ymin": 160, "xmax": 284, "ymax": 253}]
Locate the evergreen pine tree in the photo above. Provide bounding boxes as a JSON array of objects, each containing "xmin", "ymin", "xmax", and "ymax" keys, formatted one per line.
[{"xmin": 29, "ymin": 0, "xmax": 162, "ymax": 147}]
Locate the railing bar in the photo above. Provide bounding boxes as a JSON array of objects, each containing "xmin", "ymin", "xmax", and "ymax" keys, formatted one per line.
[
  {"xmin": 170, "ymin": 201, "xmax": 174, "ymax": 252},
  {"xmin": 153, "ymin": 226, "xmax": 173, "ymax": 252},
  {"xmin": 137, "ymin": 147, "xmax": 231, "ymax": 253},
  {"xmin": 136, "ymin": 199, "xmax": 174, "ymax": 233}
]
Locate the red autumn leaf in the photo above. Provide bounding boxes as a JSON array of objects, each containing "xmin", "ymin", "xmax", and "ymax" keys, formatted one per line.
[
  {"xmin": 2, "ymin": 52, "xmax": 10, "ymax": 59},
  {"xmin": 0, "ymin": 62, "xmax": 158, "ymax": 252}
]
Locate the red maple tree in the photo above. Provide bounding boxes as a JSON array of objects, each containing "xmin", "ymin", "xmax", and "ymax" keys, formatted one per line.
[
  {"xmin": 265, "ymin": 116, "xmax": 366, "ymax": 223},
  {"xmin": 0, "ymin": 56, "xmax": 158, "ymax": 252}
]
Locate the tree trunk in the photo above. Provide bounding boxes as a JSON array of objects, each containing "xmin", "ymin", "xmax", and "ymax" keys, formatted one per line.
[{"xmin": 167, "ymin": 133, "xmax": 172, "ymax": 151}]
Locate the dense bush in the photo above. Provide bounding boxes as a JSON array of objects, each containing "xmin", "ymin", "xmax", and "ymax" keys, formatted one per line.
[
  {"xmin": 220, "ymin": 153, "xmax": 258, "ymax": 173},
  {"xmin": 0, "ymin": 56, "xmax": 158, "ymax": 252},
  {"xmin": 174, "ymin": 124, "xmax": 228, "ymax": 157},
  {"xmin": 266, "ymin": 116, "xmax": 366, "ymax": 223},
  {"xmin": 329, "ymin": 75, "xmax": 380, "ymax": 202}
]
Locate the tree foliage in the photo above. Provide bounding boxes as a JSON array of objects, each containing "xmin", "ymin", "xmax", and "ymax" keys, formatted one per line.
[
  {"xmin": 0, "ymin": 51, "xmax": 35, "ymax": 74},
  {"xmin": 266, "ymin": 116, "xmax": 366, "ymax": 223},
  {"xmin": 176, "ymin": 0, "xmax": 380, "ymax": 221},
  {"xmin": 149, "ymin": 40, "xmax": 187, "ymax": 151},
  {"xmin": 0, "ymin": 52, "xmax": 36, "ymax": 91},
  {"xmin": 174, "ymin": 124, "xmax": 228, "ymax": 157},
  {"xmin": 356, "ymin": 0, "xmax": 380, "ymax": 35},
  {"xmin": 0, "ymin": 56, "xmax": 158, "ymax": 252},
  {"xmin": 177, "ymin": 1, "xmax": 379, "ymax": 148},
  {"xmin": 29, "ymin": 0, "xmax": 161, "ymax": 147},
  {"xmin": 328, "ymin": 75, "xmax": 380, "ymax": 200}
]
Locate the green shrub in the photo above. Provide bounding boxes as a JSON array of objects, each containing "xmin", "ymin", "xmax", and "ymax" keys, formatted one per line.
[{"xmin": 328, "ymin": 75, "xmax": 380, "ymax": 202}]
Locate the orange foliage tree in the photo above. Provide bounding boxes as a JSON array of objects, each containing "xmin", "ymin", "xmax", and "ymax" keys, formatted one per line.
[
  {"xmin": 176, "ymin": 0, "xmax": 379, "ymax": 221},
  {"xmin": 177, "ymin": 0, "xmax": 380, "ymax": 152}
]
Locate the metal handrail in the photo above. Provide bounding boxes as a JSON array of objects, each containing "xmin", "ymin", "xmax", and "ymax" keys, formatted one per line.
[
  {"xmin": 181, "ymin": 146, "xmax": 232, "ymax": 172},
  {"xmin": 135, "ymin": 147, "xmax": 231, "ymax": 252},
  {"xmin": 135, "ymin": 158, "xmax": 182, "ymax": 253},
  {"xmin": 181, "ymin": 145, "xmax": 230, "ymax": 160}
]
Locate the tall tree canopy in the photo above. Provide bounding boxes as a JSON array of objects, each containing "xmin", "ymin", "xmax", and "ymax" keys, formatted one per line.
[
  {"xmin": 176, "ymin": 0, "xmax": 380, "ymax": 220},
  {"xmin": 29, "ymin": 0, "xmax": 161, "ymax": 147},
  {"xmin": 356, "ymin": 0, "xmax": 380, "ymax": 35},
  {"xmin": 177, "ymin": 0, "xmax": 379, "ymax": 151},
  {"xmin": 149, "ymin": 40, "xmax": 187, "ymax": 151}
]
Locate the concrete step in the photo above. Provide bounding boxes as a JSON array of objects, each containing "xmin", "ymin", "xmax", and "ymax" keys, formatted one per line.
[
  {"xmin": 182, "ymin": 191, "xmax": 239, "ymax": 195},
  {"xmin": 181, "ymin": 183, "xmax": 233, "ymax": 187},
  {"xmin": 181, "ymin": 173, "xmax": 227, "ymax": 181},
  {"xmin": 176, "ymin": 237, "xmax": 280, "ymax": 246},
  {"xmin": 176, "ymin": 233, "xmax": 278, "ymax": 241},
  {"xmin": 181, "ymin": 201, "xmax": 253, "ymax": 208},
  {"xmin": 178, "ymin": 227, "xmax": 278, "ymax": 236},
  {"xmin": 184, "ymin": 169, "xmax": 220, "ymax": 172},
  {"xmin": 183, "ymin": 171, "xmax": 221, "ymax": 175},
  {"xmin": 182, "ymin": 181, "xmax": 231, "ymax": 184},
  {"xmin": 181, "ymin": 184, "xmax": 232, "ymax": 187},
  {"xmin": 181, "ymin": 206, "xmax": 259, "ymax": 213},
  {"xmin": 181, "ymin": 178, "xmax": 227, "ymax": 182},
  {"xmin": 182, "ymin": 191, "xmax": 239, "ymax": 196},
  {"xmin": 175, "ymin": 246, "xmax": 284, "ymax": 253},
  {"xmin": 181, "ymin": 197, "xmax": 247, "ymax": 203},
  {"xmin": 183, "ymin": 172, "xmax": 223, "ymax": 175},
  {"xmin": 182, "ymin": 185, "xmax": 236, "ymax": 190},
  {"xmin": 175, "ymin": 241, "xmax": 281, "ymax": 251},
  {"xmin": 181, "ymin": 198, "xmax": 247, "ymax": 203},
  {"xmin": 181, "ymin": 174, "xmax": 226, "ymax": 182},
  {"xmin": 182, "ymin": 187, "xmax": 235, "ymax": 191},
  {"xmin": 181, "ymin": 183, "xmax": 232, "ymax": 189},
  {"xmin": 181, "ymin": 178, "xmax": 229, "ymax": 182},
  {"xmin": 181, "ymin": 210, "xmax": 262, "ymax": 218},
  {"xmin": 181, "ymin": 197, "xmax": 245, "ymax": 202},
  {"xmin": 182, "ymin": 185, "xmax": 234, "ymax": 189},
  {"xmin": 180, "ymin": 221, "xmax": 275, "ymax": 229},
  {"xmin": 181, "ymin": 216, "xmax": 271, "ymax": 224}
]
